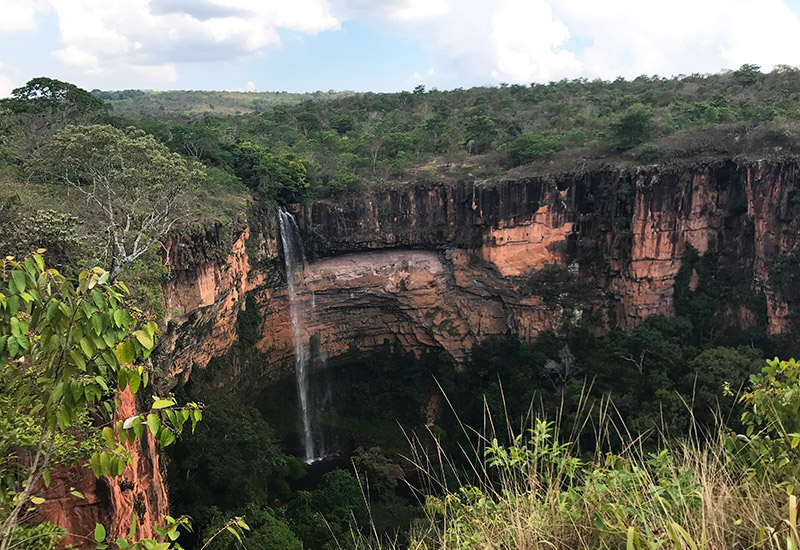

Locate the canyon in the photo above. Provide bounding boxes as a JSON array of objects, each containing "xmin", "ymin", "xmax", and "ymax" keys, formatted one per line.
[
  {"xmin": 47, "ymin": 156, "xmax": 800, "ymax": 546},
  {"xmin": 162, "ymin": 157, "xmax": 799, "ymax": 380}
]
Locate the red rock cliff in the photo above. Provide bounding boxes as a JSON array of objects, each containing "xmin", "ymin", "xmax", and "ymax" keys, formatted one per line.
[{"xmin": 37, "ymin": 390, "xmax": 168, "ymax": 548}]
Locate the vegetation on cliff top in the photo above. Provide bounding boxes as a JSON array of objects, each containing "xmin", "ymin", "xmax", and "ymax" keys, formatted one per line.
[{"xmin": 91, "ymin": 63, "xmax": 800, "ymax": 196}]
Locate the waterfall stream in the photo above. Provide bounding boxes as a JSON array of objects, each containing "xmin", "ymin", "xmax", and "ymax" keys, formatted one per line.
[{"xmin": 278, "ymin": 209, "xmax": 323, "ymax": 463}]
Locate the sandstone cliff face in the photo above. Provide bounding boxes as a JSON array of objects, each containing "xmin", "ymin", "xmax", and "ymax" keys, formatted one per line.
[
  {"xmin": 159, "ymin": 158, "xmax": 800, "ymax": 377},
  {"xmin": 300, "ymin": 161, "xmax": 775, "ymax": 339},
  {"xmin": 38, "ymin": 391, "xmax": 167, "ymax": 549}
]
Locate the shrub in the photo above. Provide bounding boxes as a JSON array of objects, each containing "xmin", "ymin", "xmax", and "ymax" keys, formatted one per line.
[
  {"xmin": 510, "ymin": 131, "xmax": 565, "ymax": 165},
  {"xmin": 609, "ymin": 103, "xmax": 653, "ymax": 149}
]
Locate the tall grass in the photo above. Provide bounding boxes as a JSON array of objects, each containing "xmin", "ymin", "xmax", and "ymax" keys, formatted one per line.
[{"xmin": 385, "ymin": 390, "xmax": 799, "ymax": 550}]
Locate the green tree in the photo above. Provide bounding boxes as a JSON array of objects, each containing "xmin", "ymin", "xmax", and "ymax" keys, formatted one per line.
[
  {"xmin": 729, "ymin": 357, "xmax": 800, "ymax": 483},
  {"xmin": 0, "ymin": 77, "xmax": 104, "ymax": 116},
  {"xmin": 511, "ymin": 131, "xmax": 565, "ymax": 165},
  {"xmin": 288, "ymin": 469, "xmax": 365, "ymax": 550},
  {"xmin": 609, "ymin": 103, "xmax": 653, "ymax": 149},
  {"xmin": 0, "ymin": 252, "xmax": 202, "ymax": 550},
  {"xmin": 255, "ymin": 153, "xmax": 309, "ymax": 205},
  {"xmin": 31, "ymin": 124, "xmax": 204, "ymax": 280},
  {"xmin": 733, "ymin": 64, "xmax": 762, "ymax": 86},
  {"xmin": 202, "ymin": 504, "xmax": 300, "ymax": 550},
  {"xmin": 464, "ymin": 113, "xmax": 497, "ymax": 155},
  {"xmin": 0, "ymin": 78, "xmax": 106, "ymax": 165}
]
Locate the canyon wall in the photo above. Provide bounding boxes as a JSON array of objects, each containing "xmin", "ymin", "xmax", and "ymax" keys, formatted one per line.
[
  {"xmin": 162, "ymin": 158, "xmax": 800, "ymax": 380},
  {"xmin": 47, "ymin": 157, "xmax": 800, "ymax": 546}
]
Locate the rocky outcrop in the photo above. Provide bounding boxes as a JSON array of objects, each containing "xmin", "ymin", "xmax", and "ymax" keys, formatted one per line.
[{"xmin": 37, "ymin": 391, "xmax": 168, "ymax": 549}]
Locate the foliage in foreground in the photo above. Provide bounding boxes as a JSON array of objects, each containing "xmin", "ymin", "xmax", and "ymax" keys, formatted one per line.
[
  {"xmin": 0, "ymin": 252, "xmax": 235, "ymax": 550},
  {"xmin": 407, "ymin": 358, "xmax": 800, "ymax": 550}
]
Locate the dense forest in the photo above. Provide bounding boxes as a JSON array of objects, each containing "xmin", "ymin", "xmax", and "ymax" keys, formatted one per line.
[{"xmin": 2, "ymin": 67, "xmax": 800, "ymax": 550}]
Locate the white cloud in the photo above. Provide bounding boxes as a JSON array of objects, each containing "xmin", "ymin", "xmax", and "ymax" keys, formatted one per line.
[
  {"xmin": 5, "ymin": 0, "xmax": 800, "ymax": 90},
  {"xmin": 129, "ymin": 63, "xmax": 179, "ymax": 82},
  {"xmin": 53, "ymin": 46, "xmax": 101, "ymax": 71},
  {"xmin": 338, "ymin": 0, "xmax": 451, "ymax": 21},
  {"xmin": 550, "ymin": 0, "xmax": 800, "ymax": 79},
  {"xmin": 334, "ymin": 0, "xmax": 800, "ymax": 88},
  {"xmin": 225, "ymin": 80, "xmax": 257, "ymax": 92},
  {"xmin": 409, "ymin": 66, "xmax": 436, "ymax": 86},
  {"xmin": 0, "ymin": 0, "xmax": 47, "ymax": 32},
  {"xmin": 0, "ymin": 74, "xmax": 13, "ymax": 99},
  {"xmin": 335, "ymin": 0, "xmax": 581, "ymax": 87},
  {"xmin": 490, "ymin": 0, "xmax": 581, "ymax": 82},
  {"xmin": 0, "ymin": 63, "xmax": 19, "ymax": 99},
  {"xmin": 41, "ymin": 0, "xmax": 339, "ymax": 83}
]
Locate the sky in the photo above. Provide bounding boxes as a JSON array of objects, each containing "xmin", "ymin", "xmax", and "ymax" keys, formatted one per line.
[{"xmin": 3, "ymin": 0, "xmax": 800, "ymax": 97}]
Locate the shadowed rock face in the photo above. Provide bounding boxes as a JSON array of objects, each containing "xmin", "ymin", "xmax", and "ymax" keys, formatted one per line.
[{"xmin": 45, "ymin": 158, "xmax": 800, "ymax": 544}]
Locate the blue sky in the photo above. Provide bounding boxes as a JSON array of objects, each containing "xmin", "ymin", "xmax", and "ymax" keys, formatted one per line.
[{"xmin": 3, "ymin": 0, "xmax": 800, "ymax": 96}]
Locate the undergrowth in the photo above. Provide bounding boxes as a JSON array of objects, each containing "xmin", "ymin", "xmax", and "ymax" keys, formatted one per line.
[{"xmin": 349, "ymin": 358, "xmax": 800, "ymax": 550}]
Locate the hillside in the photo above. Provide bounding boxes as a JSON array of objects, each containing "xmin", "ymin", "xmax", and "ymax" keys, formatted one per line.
[
  {"xmin": 94, "ymin": 88, "xmax": 357, "ymax": 117},
  {"xmin": 83, "ymin": 65, "xmax": 800, "ymax": 204}
]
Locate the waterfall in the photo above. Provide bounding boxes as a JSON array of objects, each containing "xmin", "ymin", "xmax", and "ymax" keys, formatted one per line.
[{"xmin": 278, "ymin": 209, "xmax": 322, "ymax": 463}]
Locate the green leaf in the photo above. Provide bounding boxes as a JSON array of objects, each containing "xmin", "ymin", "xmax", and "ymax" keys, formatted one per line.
[
  {"xmin": 23, "ymin": 257, "xmax": 35, "ymax": 276},
  {"xmin": 30, "ymin": 496, "xmax": 45, "ymax": 505},
  {"xmin": 80, "ymin": 337, "xmax": 94, "ymax": 358},
  {"xmin": 134, "ymin": 330, "xmax": 153, "ymax": 350},
  {"xmin": 132, "ymin": 415, "xmax": 144, "ymax": 439},
  {"xmin": 127, "ymin": 371, "xmax": 141, "ymax": 395},
  {"xmin": 71, "ymin": 489, "xmax": 84, "ymax": 499},
  {"xmin": 152, "ymin": 398, "xmax": 175, "ymax": 410},
  {"xmin": 102, "ymin": 427, "xmax": 116, "ymax": 449},
  {"xmin": 115, "ymin": 340, "xmax": 135, "ymax": 365},
  {"xmin": 113, "ymin": 309, "xmax": 132, "ymax": 328},
  {"xmin": 11, "ymin": 270, "xmax": 26, "ymax": 293},
  {"xmin": 117, "ymin": 368, "xmax": 128, "ymax": 392},
  {"xmin": 147, "ymin": 413, "xmax": 161, "ymax": 436},
  {"xmin": 89, "ymin": 453, "xmax": 102, "ymax": 477},
  {"xmin": 42, "ymin": 468, "xmax": 51, "ymax": 488},
  {"xmin": 7, "ymin": 336, "xmax": 19, "ymax": 357},
  {"xmin": 114, "ymin": 456, "xmax": 126, "ymax": 476},
  {"xmin": 226, "ymin": 526, "xmax": 242, "ymax": 542},
  {"xmin": 159, "ymin": 429, "xmax": 176, "ymax": 447},
  {"xmin": 91, "ymin": 288, "xmax": 104, "ymax": 309},
  {"xmin": 8, "ymin": 294, "xmax": 19, "ymax": 315},
  {"xmin": 95, "ymin": 376, "xmax": 109, "ymax": 391},
  {"xmin": 100, "ymin": 452, "xmax": 111, "ymax": 475},
  {"xmin": 128, "ymin": 512, "xmax": 137, "ymax": 539},
  {"xmin": 94, "ymin": 523, "xmax": 106, "ymax": 543},
  {"xmin": 15, "ymin": 334, "xmax": 29, "ymax": 351},
  {"xmin": 69, "ymin": 349, "xmax": 87, "ymax": 371}
]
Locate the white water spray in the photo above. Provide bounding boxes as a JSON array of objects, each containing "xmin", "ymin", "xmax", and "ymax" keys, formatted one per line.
[{"xmin": 278, "ymin": 209, "xmax": 322, "ymax": 462}]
